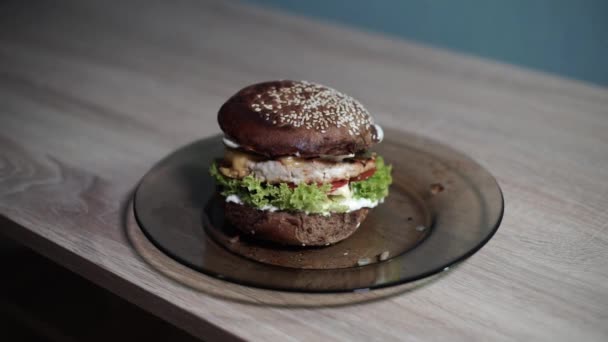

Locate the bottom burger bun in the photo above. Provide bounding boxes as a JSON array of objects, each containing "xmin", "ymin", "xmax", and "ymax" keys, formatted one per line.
[{"xmin": 225, "ymin": 202, "xmax": 370, "ymax": 246}]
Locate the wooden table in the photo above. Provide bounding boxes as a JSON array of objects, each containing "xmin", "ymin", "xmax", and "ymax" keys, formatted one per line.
[{"xmin": 1, "ymin": 1, "xmax": 607, "ymax": 340}]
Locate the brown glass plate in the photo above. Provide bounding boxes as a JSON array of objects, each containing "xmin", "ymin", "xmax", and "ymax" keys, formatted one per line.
[{"xmin": 133, "ymin": 129, "xmax": 504, "ymax": 292}]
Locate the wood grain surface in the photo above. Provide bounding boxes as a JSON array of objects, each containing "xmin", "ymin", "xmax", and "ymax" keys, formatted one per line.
[{"xmin": 0, "ymin": 0, "xmax": 607, "ymax": 341}]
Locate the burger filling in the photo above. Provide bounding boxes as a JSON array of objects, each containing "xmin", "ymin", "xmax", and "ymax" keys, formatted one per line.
[{"xmin": 209, "ymin": 148, "xmax": 392, "ymax": 215}]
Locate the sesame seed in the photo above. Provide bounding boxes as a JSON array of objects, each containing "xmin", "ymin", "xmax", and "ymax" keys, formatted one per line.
[{"xmin": 249, "ymin": 81, "xmax": 372, "ymax": 134}]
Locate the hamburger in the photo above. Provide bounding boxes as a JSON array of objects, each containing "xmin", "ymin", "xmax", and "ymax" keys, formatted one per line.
[{"xmin": 210, "ymin": 80, "xmax": 392, "ymax": 246}]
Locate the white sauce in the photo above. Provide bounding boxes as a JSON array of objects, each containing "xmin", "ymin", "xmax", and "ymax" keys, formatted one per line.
[
  {"xmin": 222, "ymin": 136, "xmax": 241, "ymax": 149},
  {"xmin": 225, "ymin": 194, "xmax": 242, "ymax": 204},
  {"xmin": 225, "ymin": 194, "xmax": 279, "ymax": 212},
  {"xmin": 224, "ymin": 191, "xmax": 380, "ymax": 215},
  {"xmin": 373, "ymin": 124, "xmax": 384, "ymax": 142},
  {"xmin": 337, "ymin": 196, "xmax": 380, "ymax": 212}
]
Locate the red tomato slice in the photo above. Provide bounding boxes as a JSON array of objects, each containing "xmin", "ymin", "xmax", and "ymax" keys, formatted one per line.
[
  {"xmin": 330, "ymin": 179, "xmax": 349, "ymax": 191},
  {"xmin": 350, "ymin": 168, "xmax": 376, "ymax": 182},
  {"xmin": 283, "ymin": 169, "xmax": 376, "ymax": 192}
]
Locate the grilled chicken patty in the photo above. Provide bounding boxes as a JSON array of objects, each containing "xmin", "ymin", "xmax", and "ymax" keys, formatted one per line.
[{"xmin": 219, "ymin": 149, "xmax": 375, "ymax": 184}]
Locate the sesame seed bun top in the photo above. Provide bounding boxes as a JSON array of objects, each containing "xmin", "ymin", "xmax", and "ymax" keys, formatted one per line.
[{"xmin": 218, "ymin": 80, "xmax": 381, "ymax": 158}]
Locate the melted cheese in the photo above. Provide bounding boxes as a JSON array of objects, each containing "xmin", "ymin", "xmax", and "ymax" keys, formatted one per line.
[{"xmin": 219, "ymin": 149, "xmax": 264, "ymax": 178}]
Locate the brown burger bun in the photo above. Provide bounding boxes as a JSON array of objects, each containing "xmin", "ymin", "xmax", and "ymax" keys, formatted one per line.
[
  {"xmin": 224, "ymin": 201, "xmax": 370, "ymax": 246},
  {"xmin": 218, "ymin": 80, "xmax": 381, "ymax": 158}
]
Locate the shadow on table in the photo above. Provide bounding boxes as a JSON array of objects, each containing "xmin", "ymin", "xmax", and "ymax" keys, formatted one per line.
[{"xmin": 0, "ymin": 230, "xmax": 201, "ymax": 342}]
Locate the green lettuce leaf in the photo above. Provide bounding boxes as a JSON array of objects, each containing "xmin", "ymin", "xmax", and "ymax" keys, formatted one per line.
[
  {"xmin": 350, "ymin": 156, "xmax": 393, "ymax": 202},
  {"xmin": 209, "ymin": 156, "xmax": 392, "ymax": 213}
]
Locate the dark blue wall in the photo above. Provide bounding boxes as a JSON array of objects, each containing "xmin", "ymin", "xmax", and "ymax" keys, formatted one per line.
[{"xmin": 245, "ymin": 0, "xmax": 608, "ymax": 86}]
